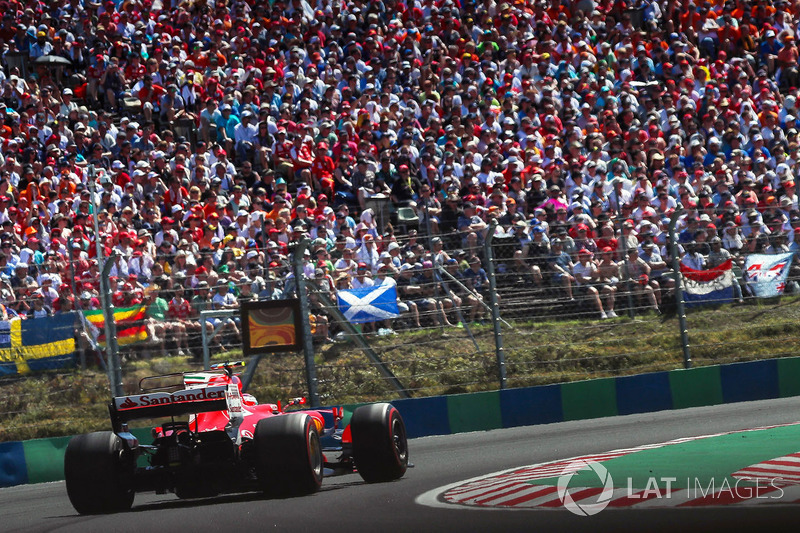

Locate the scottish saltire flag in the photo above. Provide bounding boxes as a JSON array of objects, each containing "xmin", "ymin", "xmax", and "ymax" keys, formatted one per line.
[
  {"xmin": 0, "ymin": 314, "xmax": 76, "ymax": 376},
  {"xmin": 681, "ymin": 259, "xmax": 735, "ymax": 307},
  {"xmin": 337, "ymin": 285, "xmax": 400, "ymax": 324},
  {"xmin": 744, "ymin": 253, "xmax": 794, "ymax": 298}
]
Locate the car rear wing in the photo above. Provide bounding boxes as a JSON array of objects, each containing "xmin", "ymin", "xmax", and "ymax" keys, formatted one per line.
[{"xmin": 109, "ymin": 385, "xmax": 229, "ymax": 430}]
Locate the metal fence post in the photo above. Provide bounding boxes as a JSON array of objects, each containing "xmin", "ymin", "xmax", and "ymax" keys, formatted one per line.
[
  {"xmin": 668, "ymin": 209, "xmax": 692, "ymax": 369},
  {"xmin": 483, "ymin": 220, "xmax": 507, "ymax": 390},
  {"xmin": 618, "ymin": 217, "xmax": 636, "ymax": 319},
  {"xmin": 89, "ymin": 164, "xmax": 123, "ymax": 397},
  {"xmin": 291, "ymin": 237, "xmax": 320, "ymax": 407},
  {"xmin": 67, "ymin": 236, "xmax": 86, "ymax": 370},
  {"xmin": 100, "ymin": 251, "xmax": 122, "ymax": 397},
  {"xmin": 200, "ymin": 314, "xmax": 209, "ymax": 370}
]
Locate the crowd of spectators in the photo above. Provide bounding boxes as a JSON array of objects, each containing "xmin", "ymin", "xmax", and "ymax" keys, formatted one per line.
[{"xmin": 0, "ymin": 0, "xmax": 798, "ymax": 350}]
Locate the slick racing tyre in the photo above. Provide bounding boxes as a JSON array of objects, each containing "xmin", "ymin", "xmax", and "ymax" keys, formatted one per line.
[
  {"xmin": 255, "ymin": 413, "xmax": 323, "ymax": 496},
  {"xmin": 64, "ymin": 431, "xmax": 135, "ymax": 514},
  {"xmin": 351, "ymin": 403, "xmax": 408, "ymax": 483}
]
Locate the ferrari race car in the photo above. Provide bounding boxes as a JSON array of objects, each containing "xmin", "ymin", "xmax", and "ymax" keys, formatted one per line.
[{"xmin": 64, "ymin": 361, "xmax": 408, "ymax": 514}]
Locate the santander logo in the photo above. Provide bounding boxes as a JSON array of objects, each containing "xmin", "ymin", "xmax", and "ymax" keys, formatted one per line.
[
  {"xmin": 116, "ymin": 386, "xmax": 227, "ymax": 410},
  {"xmin": 119, "ymin": 397, "xmax": 138, "ymax": 409}
]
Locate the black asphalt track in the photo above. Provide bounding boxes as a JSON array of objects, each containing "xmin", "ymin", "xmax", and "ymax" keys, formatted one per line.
[{"xmin": 4, "ymin": 396, "xmax": 800, "ymax": 532}]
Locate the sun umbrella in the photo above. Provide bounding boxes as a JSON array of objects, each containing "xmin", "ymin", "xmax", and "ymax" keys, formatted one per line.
[{"xmin": 33, "ymin": 55, "xmax": 72, "ymax": 67}]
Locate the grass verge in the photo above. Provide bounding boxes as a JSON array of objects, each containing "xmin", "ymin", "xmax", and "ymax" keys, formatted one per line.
[{"xmin": 1, "ymin": 297, "xmax": 799, "ymax": 442}]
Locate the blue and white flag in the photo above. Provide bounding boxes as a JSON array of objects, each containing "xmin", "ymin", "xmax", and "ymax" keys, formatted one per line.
[
  {"xmin": 681, "ymin": 259, "xmax": 735, "ymax": 307},
  {"xmin": 337, "ymin": 285, "xmax": 400, "ymax": 324},
  {"xmin": 744, "ymin": 253, "xmax": 794, "ymax": 298}
]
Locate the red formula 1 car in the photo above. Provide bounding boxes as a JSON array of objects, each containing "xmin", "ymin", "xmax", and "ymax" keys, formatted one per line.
[{"xmin": 64, "ymin": 361, "xmax": 408, "ymax": 514}]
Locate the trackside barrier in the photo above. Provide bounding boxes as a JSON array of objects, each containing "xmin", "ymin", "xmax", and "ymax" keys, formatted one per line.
[{"xmin": 3, "ymin": 356, "xmax": 800, "ymax": 487}]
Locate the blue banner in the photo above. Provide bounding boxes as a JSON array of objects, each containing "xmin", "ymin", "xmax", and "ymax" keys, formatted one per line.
[
  {"xmin": 0, "ymin": 314, "xmax": 76, "ymax": 375},
  {"xmin": 744, "ymin": 253, "xmax": 794, "ymax": 298},
  {"xmin": 337, "ymin": 284, "xmax": 400, "ymax": 324}
]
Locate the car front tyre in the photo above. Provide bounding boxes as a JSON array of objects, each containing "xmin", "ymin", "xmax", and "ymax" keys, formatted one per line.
[{"xmin": 351, "ymin": 403, "xmax": 408, "ymax": 483}]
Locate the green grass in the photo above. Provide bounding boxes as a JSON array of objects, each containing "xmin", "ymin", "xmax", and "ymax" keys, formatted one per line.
[{"xmin": 2, "ymin": 297, "xmax": 800, "ymax": 442}]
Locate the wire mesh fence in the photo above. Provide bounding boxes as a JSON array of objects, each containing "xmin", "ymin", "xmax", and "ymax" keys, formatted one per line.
[{"xmin": 3, "ymin": 224, "xmax": 800, "ymax": 438}]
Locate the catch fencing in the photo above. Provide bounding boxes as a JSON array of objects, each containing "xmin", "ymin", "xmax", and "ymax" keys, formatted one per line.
[{"xmin": 2, "ymin": 216, "xmax": 800, "ymax": 433}]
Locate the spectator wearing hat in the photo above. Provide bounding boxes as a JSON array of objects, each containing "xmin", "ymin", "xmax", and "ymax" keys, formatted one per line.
[
  {"xmin": 457, "ymin": 201, "xmax": 488, "ymax": 254},
  {"xmin": 215, "ymin": 104, "xmax": 240, "ymax": 158},
  {"xmin": 760, "ymin": 30, "xmax": 781, "ymax": 75},
  {"xmin": 334, "ymin": 246, "xmax": 358, "ymax": 276},
  {"xmin": 234, "ymin": 110, "xmax": 258, "ymax": 164},
  {"xmin": 159, "ymin": 83, "xmax": 187, "ymax": 125},
  {"xmin": 273, "ymin": 128, "xmax": 296, "ymax": 182},
  {"xmin": 29, "ymin": 29, "xmax": 52, "ymax": 60},
  {"xmin": 722, "ymin": 221, "xmax": 745, "ymax": 254},
  {"xmin": 27, "ymin": 290, "xmax": 52, "ymax": 319},
  {"xmin": 780, "ymin": 181, "xmax": 798, "ymax": 212},
  {"xmin": 351, "ymin": 262, "xmax": 374, "ymax": 290},
  {"xmin": 210, "ymin": 277, "xmax": 241, "ymax": 330},
  {"xmin": 311, "ymin": 142, "xmax": 335, "ymax": 193},
  {"xmin": 766, "ymin": 231, "xmax": 792, "ymax": 258},
  {"xmin": 390, "ymin": 163, "xmax": 422, "ymax": 208},
  {"xmin": 571, "ymin": 224, "xmax": 597, "ymax": 257},
  {"xmin": 355, "ymin": 233, "xmax": 379, "ymax": 274},
  {"xmin": 128, "ymin": 238, "xmax": 154, "ymax": 284},
  {"xmin": 640, "ymin": 239, "xmax": 673, "ymax": 300},
  {"xmin": 708, "ymin": 236, "xmax": 746, "ymax": 302}
]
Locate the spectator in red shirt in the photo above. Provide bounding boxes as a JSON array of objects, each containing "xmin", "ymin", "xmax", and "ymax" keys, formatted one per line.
[
  {"xmin": 167, "ymin": 285, "xmax": 194, "ymax": 356},
  {"xmin": 272, "ymin": 128, "xmax": 294, "ymax": 181},
  {"xmin": 290, "ymin": 133, "xmax": 314, "ymax": 181},
  {"xmin": 311, "ymin": 142, "xmax": 335, "ymax": 191},
  {"xmin": 137, "ymin": 76, "xmax": 166, "ymax": 123}
]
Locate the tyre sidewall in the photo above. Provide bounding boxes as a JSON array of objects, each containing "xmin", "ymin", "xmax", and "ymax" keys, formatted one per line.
[
  {"xmin": 254, "ymin": 413, "xmax": 323, "ymax": 496},
  {"xmin": 351, "ymin": 403, "xmax": 408, "ymax": 483},
  {"xmin": 64, "ymin": 431, "xmax": 135, "ymax": 514}
]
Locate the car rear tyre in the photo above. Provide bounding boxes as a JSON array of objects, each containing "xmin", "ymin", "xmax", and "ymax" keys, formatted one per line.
[
  {"xmin": 351, "ymin": 403, "xmax": 408, "ymax": 483},
  {"xmin": 255, "ymin": 414, "xmax": 323, "ymax": 496},
  {"xmin": 64, "ymin": 431, "xmax": 135, "ymax": 514}
]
